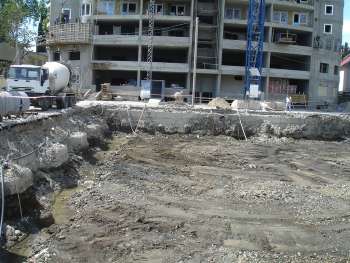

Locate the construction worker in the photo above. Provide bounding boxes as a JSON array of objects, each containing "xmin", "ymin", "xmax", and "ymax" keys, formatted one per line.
[{"xmin": 285, "ymin": 95, "xmax": 292, "ymax": 111}]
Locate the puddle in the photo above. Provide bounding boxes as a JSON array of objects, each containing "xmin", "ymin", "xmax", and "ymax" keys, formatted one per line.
[
  {"xmin": 52, "ymin": 187, "xmax": 79, "ymax": 225},
  {"xmin": 4, "ymin": 187, "xmax": 79, "ymax": 262}
]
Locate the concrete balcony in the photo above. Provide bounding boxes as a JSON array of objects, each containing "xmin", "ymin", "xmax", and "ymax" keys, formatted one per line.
[
  {"xmin": 46, "ymin": 23, "xmax": 92, "ymax": 45},
  {"xmin": 221, "ymin": 66, "xmax": 246, "ymax": 76},
  {"xmin": 222, "ymin": 39, "xmax": 313, "ymax": 56},
  {"xmin": 272, "ymin": 0, "xmax": 314, "ymax": 11},
  {"xmin": 92, "ymin": 60, "xmax": 140, "ymax": 71},
  {"xmin": 142, "ymin": 15, "xmax": 191, "ymax": 22},
  {"xmin": 268, "ymin": 22, "xmax": 313, "ymax": 32},
  {"xmin": 142, "ymin": 36, "xmax": 190, "ymax": 48},
  {"xmin": 223, "ymin": 18, "xmax": 248, "ymax": 26},
  {"xmin": 93, "ymin": 35, "xmax": 139, "ymax": 46},
  {"xmin": 93, "ymin": 35, "xmax": 190, "ymax": 48},
  {"xmin": 268, "ymin": 43, "xmax": 313, "ymax": 56},
  {"xmin": 92, "ymin": 60, "xmax": 189, "ymax": 73},
  {"xmin": 139, "ymin": 62, "xmax": 189, "ymax": 73},
  {"xmin": 222, "ymin": 39, "xmax": 248, "ymax": 50},
  {"xmin": 221, "ymin": 66, "xmax": 310, "ymax": 80},
  {"xmin": 93, "ymin": 15, "xmax": 140, "ymax": 22},
  {"xmin": 268, "ymin": 68, "xmax": 311, "ymax": 80}
]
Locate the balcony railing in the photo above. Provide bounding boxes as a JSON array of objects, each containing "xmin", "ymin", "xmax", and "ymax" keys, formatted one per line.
[{"xmin": 46, "ymin": 23, "xmax": 92, "ymax": 45}]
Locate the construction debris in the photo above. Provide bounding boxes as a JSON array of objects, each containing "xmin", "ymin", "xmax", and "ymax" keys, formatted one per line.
[
  {"xmin": 1, "ymin": 102, "xmax": 350, "ymax": 263},
  {"xmin": 208, "ymin": 97, "xmax": 231, "ymax": 110}
]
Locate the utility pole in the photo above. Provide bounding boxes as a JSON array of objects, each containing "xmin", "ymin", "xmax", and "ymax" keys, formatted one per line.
[{"xmin": 191, "ymin": 17, "xmax": 199, "ymax": 106}]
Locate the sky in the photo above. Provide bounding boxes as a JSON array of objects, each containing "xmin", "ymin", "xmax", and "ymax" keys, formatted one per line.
[{"xmin": 343, "ymin": 1, "xmax": 350, "ymax": 44}]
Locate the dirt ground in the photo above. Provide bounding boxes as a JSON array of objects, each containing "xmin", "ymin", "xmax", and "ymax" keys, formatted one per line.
[{"xmin": 5, "ymin": 133, "xmax": 350, "ymax": 262}]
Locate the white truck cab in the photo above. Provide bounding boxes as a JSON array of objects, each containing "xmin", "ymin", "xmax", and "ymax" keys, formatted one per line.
[{"xmin": 6, "ymin": 65, "xmax": 49, "ymax": 95}]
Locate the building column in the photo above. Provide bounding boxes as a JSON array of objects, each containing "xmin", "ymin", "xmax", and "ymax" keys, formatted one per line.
[
  {"xmin": 216, "ymin": 0, "xmax": 226, "ymax": 97},
  {"xmin": 187, "ymin": 0, "xmax": 195, "ymax": 91},
  {"xmin": 137, "ymin": 0, "xmax": 144, "ymax": 87}
]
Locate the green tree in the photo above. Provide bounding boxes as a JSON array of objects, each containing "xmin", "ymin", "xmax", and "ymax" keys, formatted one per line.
[{"xmin": 0, "ymin": 0, "xmax": 49, "ymax": 61}]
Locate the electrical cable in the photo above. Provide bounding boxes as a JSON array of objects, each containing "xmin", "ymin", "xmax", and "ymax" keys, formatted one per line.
[{"xmin": 0, "ymin": 163, "xmax": 4, "ymax": 241}]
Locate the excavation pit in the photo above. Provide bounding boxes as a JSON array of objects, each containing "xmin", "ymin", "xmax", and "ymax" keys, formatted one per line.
[{"xmin": 0, "ymin": 103, "xmax": 350, "ymax": 262}]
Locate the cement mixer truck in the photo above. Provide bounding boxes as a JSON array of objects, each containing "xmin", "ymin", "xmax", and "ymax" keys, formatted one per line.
[{"xmin": 6, "ymin": 62, "xmax": 77, "ymax": 110}]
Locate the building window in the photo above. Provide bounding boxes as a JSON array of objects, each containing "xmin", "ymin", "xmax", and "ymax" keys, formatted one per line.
[
  {"xmin": 69, "ymin": 51, "xmax": 80, "ymax": 60},
  {"xmin": 170, "ymin": 5, "xmax": 185, "ymax": 16},
  {"xmin": 324, "ymin": 24, "xmax": 333, "ymax": 34},
  {"xmin": 225, "ymin": 8, "xmax": 241, "ymax": 19},
  {"xmin": 334, "ymin": 65, "xmax": 339, "ymax": 75},
  {"xmin": 325, "ymin": 4, "xmax": 334, "ymax": 15},
  {"xmin": 155, "ymin": 4, "xmax": 163, "ymax": 15},
  {"xmin": 97, "ymin": 0, "xmax": 115, "ymax": 15},
  {"xmin": 273, "ymin": 11, "xmax": 288, "ymax": 24},
  {"xmin": 147, "ymin": 3, "xmax": 163, "ymax": 15},
  {"xmin": 53, "ymin": 51, "xmax": 60, "ymax": 61},
  {"xmin": 122, "ymin": 2, "xmax": 137, "ymax": 15},
  {"xmin": 320, "ymin": 63, "xmax": 329, "ymax": 73},
  {"xmin": 61, "ymin": 8, "xmax": 71, "ymax": 23},
  {"xmin": 81, "ymin": 3, "xmax": 91, "ymax": 16},
  {"xmin": 293, "ymin": 13, "xmax": 308, "ymax": 25}
]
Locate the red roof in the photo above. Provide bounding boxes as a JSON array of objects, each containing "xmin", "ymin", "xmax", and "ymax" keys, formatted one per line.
[{"xmin": 341, "ymin": 54, "xmax": 350, "ymax": 67}]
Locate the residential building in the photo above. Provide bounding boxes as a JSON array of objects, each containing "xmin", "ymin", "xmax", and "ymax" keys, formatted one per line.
[
  {"xmin": 340, "ymin": 54, "xmax": 350, "ymax": 93},
  {"xmin": 47, "ymin": 0, "xmax": 344, "ymax": 104}
]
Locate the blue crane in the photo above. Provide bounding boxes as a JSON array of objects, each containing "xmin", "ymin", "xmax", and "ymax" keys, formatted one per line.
[{"xmin": 244, "ymin": 0, "xmax": 266, "ymax": 99}]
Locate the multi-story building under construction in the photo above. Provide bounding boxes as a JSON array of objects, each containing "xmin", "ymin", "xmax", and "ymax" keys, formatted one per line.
[{"xmin": 47, "ymin": 0, "xmax": 344, "ymax": 104}]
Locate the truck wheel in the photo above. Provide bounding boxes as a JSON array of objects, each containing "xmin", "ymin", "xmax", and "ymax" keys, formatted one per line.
[
  {"xmin": 56, "ymin": 97, "xmax": 67, "ymax": 109},
  {"xmin": 67, "ymin": 96, "xmax": 73, "ymax": 107},
  {"xmin": 40, "ymin": 98, "xmax": 52, "ymax": 111}
]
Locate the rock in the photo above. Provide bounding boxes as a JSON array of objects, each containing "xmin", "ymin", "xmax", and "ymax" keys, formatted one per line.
[
  {"xmin": 174, "ymin": 91, "xmax": 184, "ymax": 103},
  {"xmin": 14, "ymin": 230, "xmax": 21, "ymax": 236},
  {"xmin": 4, "ymin": 165, "xmax": 33, "ymax": 196},
  {"xmin": 5, "ymin": 225, "xmax": 15, "ymax": 237},
  {"xmin": 58, "ymin": 235, "xmax": 66, "ymax": 240},
  {"xmin": 39, "ymin": 143, "xmax": 69, "ymax": 169},
  {"xmin": 39, "ymin": 211, "xmax": 55, "ymax": 227},
  {"xmin": 86, "ymin": 123, "xmax": 108, "ymax": 141},
  {"xmin": 68, "ymin": 132, "xmax": 89, "ymax": 152},
  {"xmin": 208, "ymin": 98, "xmax": 231, "ymax": 110},
  {"xmin": 83, "ymin": 180, "xmax": 94, "ymax": 189},
  {"xmin": 231, "ymin": 100, "xmax": 285, "ymax": 111},
  {"xmin": 231, "ymin": 100, "xmax": 262, "ymax": 110}
]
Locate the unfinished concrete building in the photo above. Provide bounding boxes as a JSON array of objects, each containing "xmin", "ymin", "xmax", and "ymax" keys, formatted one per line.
[{"xmin": 47, "ymin": 0, "xmax": 344, "ymax": 104}]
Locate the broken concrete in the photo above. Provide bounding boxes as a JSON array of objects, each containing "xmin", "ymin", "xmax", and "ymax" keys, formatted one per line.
[
  {"xmin": 208, "ymin": 97, "xmax": 231, "ymax": 110},
  {"xmin": 39, "ymin": 143, "xmax": 69, "ymax": 169},
  {"xmin": 104, "ymin": 104, "xmax": 350, "ymax": 140},
  {"xmin": 68, "ymin": 132, "xmax": 89, "ymax": 152},
  {"xmin": 3, "ymin": 164, "xmax": 33, "ymax": 196}
]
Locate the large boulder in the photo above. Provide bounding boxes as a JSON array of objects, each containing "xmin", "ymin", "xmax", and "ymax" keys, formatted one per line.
[
  {"xmin": 39, "ymin": 143, "xmax": 69, "ymax": 169},
  {"xmin": 3, "ymin": 164, "xmax": 33, "ymax": 196},
  {"xmin": 208, "ymin": 98, "xmax": 231, "ymax": 110},
  {"xmin": 86, "ymin": 123, "xmax": 108, "ymax": 141},
  {"xmin": 68, "ymin": 132, "xmax": 89, "ymax": 152},
  {"xmin": 231, "ymin": 100, "xmax": 262, "ymax": 110}
]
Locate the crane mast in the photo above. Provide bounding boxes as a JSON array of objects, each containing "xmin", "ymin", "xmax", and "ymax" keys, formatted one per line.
[
  {"xmin": 146, "ymin": 0, "xmax": 156, "ymax": 85},
  {"xmin": 244, "ymin": 0, "xmax": 265, "ymax": 99}
]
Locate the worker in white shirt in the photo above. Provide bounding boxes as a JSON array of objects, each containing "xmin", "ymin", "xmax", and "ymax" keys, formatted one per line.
[{"xmin": 285, "ymin": 95, "xmax": 292, "ymax": 111}]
